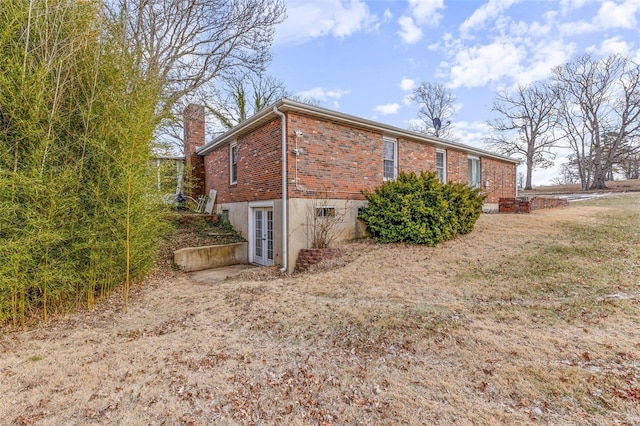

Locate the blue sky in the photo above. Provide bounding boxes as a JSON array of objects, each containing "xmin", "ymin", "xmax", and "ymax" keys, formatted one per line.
[{"xmin": 267, "ymin": 0, "xmax": 640, "ymax": 185}]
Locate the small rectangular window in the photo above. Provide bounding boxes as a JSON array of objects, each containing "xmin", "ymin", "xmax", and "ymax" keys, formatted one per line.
[
  {"xmin": 468, "ymin": 157, "xmax": 481, "ymax": 189},
  {"xmin": 230, "ymin": 143, "xmax": 238, "ymax": 184},
  {"xmin": 436, "ymin": 150, "xmax": 446, "ymax": 183},
  {"xmin": 221, "ymin": 209, "xmax": 229, "ymax": 222},
  {"xmin": 383, "ymin": 138, "xmax": 397, "ymax": 181},
  {"xmin": 316, "ymin": 207, "xmax": 336, "ymax": 218}
]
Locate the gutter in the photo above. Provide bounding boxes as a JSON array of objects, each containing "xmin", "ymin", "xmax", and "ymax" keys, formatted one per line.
[
  {"xmin": 197, "ymin": 98, "xmax": 519, "ymax": 165},
  {"xmin": 273, "ymin": 106, "xmax": 288, "ymax": 273}
]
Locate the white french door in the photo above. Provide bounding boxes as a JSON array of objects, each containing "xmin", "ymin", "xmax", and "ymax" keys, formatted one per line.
[{"xmin": 252, "ymin": 207, "xmax": 274, "ymax": 266}]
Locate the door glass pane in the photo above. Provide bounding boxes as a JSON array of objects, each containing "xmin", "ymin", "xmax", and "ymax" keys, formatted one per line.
[
  {"xmin": 267, "ymin": 210, "xmax": 273, "ymax": 261},
  {"xmin": 255, "ymin": 210, "xmax": 263, "ymax": 258}
]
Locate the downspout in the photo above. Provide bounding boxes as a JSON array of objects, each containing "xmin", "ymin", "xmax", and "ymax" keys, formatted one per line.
[
  {"xmin": 273, "ymin": 106, "xmax": 288, "ymax": 272},
  {"xmin": 515, "ymin": 163, "xmax": 519, "ymax": 198}
]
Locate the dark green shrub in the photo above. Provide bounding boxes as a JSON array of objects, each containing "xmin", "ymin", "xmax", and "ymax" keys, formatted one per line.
[{"xmin": 359, "ymin": 171, "xmax": 486, "ymax": 245}]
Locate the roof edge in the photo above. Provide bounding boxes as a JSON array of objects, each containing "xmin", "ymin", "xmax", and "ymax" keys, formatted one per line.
[{"xmin": 197, "ymin": 98, "xmax": 519, "ymax": 165}]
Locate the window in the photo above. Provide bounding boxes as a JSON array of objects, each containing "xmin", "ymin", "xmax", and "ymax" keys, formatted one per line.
[
  {"xmin": 316, "ymin": 207, "xmax": 336, "ymax": 218},
  {"xmin": 468, "ymin": 156, "xmax": 481, "ymax": 189},
  {"xmin": 229, "ymin": 143, "xmax": 238, "ymax": 184},
  {"xmin": 221, "ymin": 209, "xmax": 229, "ymax": 222},
  {"xmin": 383, "ymin": 137, "xmax": 397, "ymax": 181},
  {"xmin": 436, "ymin": 150, "xmax": 446, "ymax": 183}
]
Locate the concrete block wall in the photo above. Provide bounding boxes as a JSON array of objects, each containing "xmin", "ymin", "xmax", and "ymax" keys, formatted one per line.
[
  {"xmin": 530, "ymin": 197, "xmax": 569, "ymax": 209},
  {"xmin": 173, "ymin": 242, "xmax": 248, "ymax": 272}
]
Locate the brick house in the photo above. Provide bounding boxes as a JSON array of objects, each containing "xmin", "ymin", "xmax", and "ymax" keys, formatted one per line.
[{"xmin": 185, "ymin": 99, "xmax": 518, "ymax": 272}]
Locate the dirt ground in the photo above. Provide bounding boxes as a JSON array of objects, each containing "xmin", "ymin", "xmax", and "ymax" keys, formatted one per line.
[{"xmin": 1, "ymin": 195, "xmax": 639, "ymax": 425}]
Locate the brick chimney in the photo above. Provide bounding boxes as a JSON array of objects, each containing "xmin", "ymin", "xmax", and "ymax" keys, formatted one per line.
[{"xmin": 183, "ymin": 104, "xmax": 206, "ymax": 198}]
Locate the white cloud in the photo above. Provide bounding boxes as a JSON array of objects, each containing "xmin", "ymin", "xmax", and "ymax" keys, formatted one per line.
[
  {"xmin": 427, "ymin": 41, "xmax": 440, "ymax": 51},
  {"xmin": 274, "ymin": 0, "xmax": 378, "ymax": 45},
  {"xmin": 559, "ymin": 0, "xmax": 593, "ymax": 15},
  {"xmin": 450, "ymin": 120, "xmax": 492, "ymax": 150},
  {"xmin": 594, "ymin": 0, "xmax": 640, "ymax": 30},
  {"xmin": 397, "ymin": 16, "xmax": 423, "ymax": 43},
  {"xmin": 373, "ymin": 103, "xmax": 401, "ymax": 115},
  {"xmin": 459, "ymin": 0, "xmax": 522, "ymax": 36},
  {"xmin": 408, "ymin": 0, "xmax": 445, "ymax": 27},
  {"xmin": 402, "ymin": 94, "xmax": 413, "ymax": 106},
  {"xmin": 592, "ymin": 36, "xmax": 632, "ymax": 56},
  {"xmin": 396, "ymin": 0, "xmax": 444, "ymax": 44},
  {"xmin": 558, "ymin": 20, "xmax": 597, "ymax": 35},
  {"xmin": 296, "ymin": 87, "xmax": 350, "ymax": 102},
  {"xmin": 405, "ymin": 118, "xmax": 425, "ymax": 132},
  {"xmin": 559, "ymin": 0, "xmax": 640, "ymax": 35},
  {"xmin": 448, "ymin": 39, "xmax": 527, "ymax": 89},
  {"xmin": 383, "ymin": 9, "xmax": 393, "ymax": 22},
  {"xmin": 515, "ymin": 39, "xmax": 576, "ymax": 84},
  {"xmin": 399, "ymin": 78, "xmax": 416, "ymax": 91}
]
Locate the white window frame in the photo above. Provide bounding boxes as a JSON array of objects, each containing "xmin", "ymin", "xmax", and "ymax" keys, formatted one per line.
[
  {"xmin": 383, "ymin": 137, "xmax": 397, "ymax": 181},
  {"xmin": 315, "ymin": 206, "xmax": 336, "ymax": 218},
  {"xmin": 436, "ymin": 149, "xmax": 446, "ymax": 183},
  {"xmin": 229, "ymin": 142, "xmax": 238, "ymax": 185},
  {"xmin": 468, "ymin": 156, "xmax": 481, "ymax": 189},
  {"xmin": 247, "ymin": 201, "xmax": 275, "ymax": 266}
]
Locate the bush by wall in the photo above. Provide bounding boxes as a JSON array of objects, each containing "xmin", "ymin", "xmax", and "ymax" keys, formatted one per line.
[{"xmin": 358, "ymin": 171, "xmax": 485, "ymax": 246}]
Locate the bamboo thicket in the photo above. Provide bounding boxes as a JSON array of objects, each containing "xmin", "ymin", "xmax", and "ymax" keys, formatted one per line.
[{"xmin": 0, "ymin": 0, "xmax": 167, "ymax": 324}]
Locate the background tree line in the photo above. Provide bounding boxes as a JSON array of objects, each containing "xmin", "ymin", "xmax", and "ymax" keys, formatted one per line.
[
  {"xmin": 411, "ymin": 54, "xmax": 640, "ymax": 191},
  {"xmin": 0, "ymin": 0, "xmax": 285, "ymax": 325},
  {"xmin": 487, "ymin": 54, "xmax": 640, "ymax": 190}
]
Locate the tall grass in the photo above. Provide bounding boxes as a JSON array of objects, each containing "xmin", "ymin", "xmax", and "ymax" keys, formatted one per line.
[{"xmin": 0, "ymin": 0, "xmax": 167, "ymax": 324}]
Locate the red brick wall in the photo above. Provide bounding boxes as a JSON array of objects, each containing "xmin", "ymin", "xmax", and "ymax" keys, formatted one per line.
[
  {"xmin": 446, "ymin": 149, "xmax": 468, "ymax": 184},
  {"xmin": 184, "ymin": 104, "xmax": 205, "ymax": 197},
  {"xmin": 203, "ymin": 118, "xmax": 282, "ymax": 203},
  {"xmin": 398, "ymin": 138, "xmax": 437, "ymax": 173},
  {"xmin": 287, "ymin": 113, "xmax": 381, "ymax": 200},
  {"xmin": 482, "ymin": 158, "xmax": 516, "ymax": 204},
  {"xmin": 499, "ymin": 198, "xmax": 531, "ymax": 213},
  {"xmin": 201, "ymin": 110, "xmax": 516, "ymax": 204}
]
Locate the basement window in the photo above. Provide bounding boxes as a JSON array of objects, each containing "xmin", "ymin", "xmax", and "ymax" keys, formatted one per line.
[
  {"xmin": 316, "ymin": 207, "xmax": 336, "ymax": 218},
  {"xmin": 221, "ymin": 209, "xmax": 229, "ymax": 222}
]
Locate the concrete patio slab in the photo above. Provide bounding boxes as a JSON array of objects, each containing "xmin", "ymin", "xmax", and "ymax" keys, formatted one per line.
[{"xmin": 188, "ymin": 264, "xmax": 257, "ymax": 284}]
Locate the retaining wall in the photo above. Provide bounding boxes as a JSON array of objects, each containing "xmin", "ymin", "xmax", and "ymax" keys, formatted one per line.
[
  {"xmin": 173, "ymin": 242, "xmax": 248, "ymax": 272},
  {"xmin": 499, "ymin": 197, "xmax": 568, "ymax": 213},
  {"xmin": 295, "ymin": 248, "xmax": 341, "ymax": 272}
]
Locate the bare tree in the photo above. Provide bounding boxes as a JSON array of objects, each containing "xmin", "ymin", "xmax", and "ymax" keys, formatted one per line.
[
  {"xmin": 553, "ymin": 54, "xmax": 640, "ymax": 190},
  {"xmin": 205, "ymin": 70, "xmax": 288, "ymax": 131},
  {"xmin": 411, "ymin": 82, "xmax": 456, "ymax": 138},
  {"xmin": 486, "ymin": 82, "xmax": 560, "ymax": 190},
  {"xmin": 617, "ymin": 137, "xmax": 640, "ymax": 179},
  {"xmin": 107, "ymin": 0, "xmax": 286, "ymax": 116},
  {"xmin": 553, "ymin": 155, "xmax": 583, "ymax": 186}
]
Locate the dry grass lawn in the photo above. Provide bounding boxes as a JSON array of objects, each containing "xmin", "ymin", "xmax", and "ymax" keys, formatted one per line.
[{"xmin": 1, "ymin": 194, "xmax": 639, "ymax": 425}]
